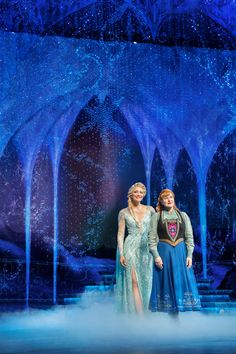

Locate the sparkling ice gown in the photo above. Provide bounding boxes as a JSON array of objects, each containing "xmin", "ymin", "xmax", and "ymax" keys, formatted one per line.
[{"xmin": 116, "ymin": 206, "xmax": 155, "ymax": 313}]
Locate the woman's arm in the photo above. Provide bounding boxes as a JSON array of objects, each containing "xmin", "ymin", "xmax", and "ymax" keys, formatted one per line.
[
  {"xmin": 117, "ymin": 210, "xmax": 127, "ymax": 267},
  {"xmin": 181, "ymin": 212, "xmax": 194, "ymax": 259},
  {"xmin": 117, "ymin": 210, "xmax": 125, "ymax": 256},
  {"xmin": 148, "ymin": 213, "xmax": 160, "ymax": 259}
]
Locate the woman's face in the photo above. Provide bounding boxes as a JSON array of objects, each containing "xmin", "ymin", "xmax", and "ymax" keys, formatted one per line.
[
  {"xmin": 161, "ymin": 193, "xmax": 175, "ymax": 208},
  {"xmin": 131, "ymin": 187, "xmax": 145, "ymax": 203}
]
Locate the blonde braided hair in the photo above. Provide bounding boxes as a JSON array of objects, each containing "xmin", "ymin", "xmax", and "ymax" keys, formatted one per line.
[{"xmin": 127, "ymin": 182, "xmax": 146, "ymax": 221}]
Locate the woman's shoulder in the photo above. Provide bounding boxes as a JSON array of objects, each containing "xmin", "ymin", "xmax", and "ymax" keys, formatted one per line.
[
  {"xmin": 179, "ymin": 211, "xmax": 190, "ymax": 220},
  {"xmin": 148, "ymin": 205, "xmax": 156, "ymax": 214},
  {"xmin": 179, "ymin": 210, "xmax": 188, "ymax": 217},
  {"xmin": 118, "ymin": 207, "xmax": 129, "ymax": 215}
]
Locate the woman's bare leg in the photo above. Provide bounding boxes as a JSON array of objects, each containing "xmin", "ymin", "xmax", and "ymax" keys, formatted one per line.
[{"xmin": 131, "ymin": 268, "xmax": 143, "ymax": 315}]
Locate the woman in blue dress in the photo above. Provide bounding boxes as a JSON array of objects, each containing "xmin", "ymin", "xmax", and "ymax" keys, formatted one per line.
[
  {"xmin": 116, "ymin": 182, "xmax": 155, "ymax": 314},
  {"xmin": 149, "ymin": 189, "xmax": 201, "ymax": 313}
]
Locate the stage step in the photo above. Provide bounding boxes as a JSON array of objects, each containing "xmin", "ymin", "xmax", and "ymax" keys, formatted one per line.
[
  {"xmin": 201, "ymin": 307, "xmax": 236, "ymax": 313},
  {"xmin": 64, "ymin": 297, "xmax": 81, "ymax": 304},
  {"xmin": 199, "ymin": 294, "xmax": 230, "ymax": 302},
  {"xmin": 199, "ymin": 289, "xmax": 233, "ymax": 295},
  {"xmin": 101, "ymin": 274, "xmax": 115, "ymax": 285},
  {"xmin": 196, "ymin": 278, "xmax": 213, "ymax": 283},
  {"xmin": 84, "ymin": 285, "xmax": 114, "ymax": 292},
  {"xmin": 64, "ymin": 285, "xmax": 114, "ymax": 304},
  {"xmin": 197, "ymin": 282, "xmax": 212, "ymax": 290},
  {"xmin": 201, "ymin": 301, "xmax": 236, "ymax": 308}
]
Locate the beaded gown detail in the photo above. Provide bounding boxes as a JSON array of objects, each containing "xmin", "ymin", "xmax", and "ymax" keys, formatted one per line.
[{"xmin": 116, "ymin": 206, "xmax": 155, "ymax": 313}]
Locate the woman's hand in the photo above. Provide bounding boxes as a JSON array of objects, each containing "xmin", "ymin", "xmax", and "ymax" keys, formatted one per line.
[
  {"xmin": 120, "ymin": 255, "xmax": 127, "ymax": 267},
  {"xmin": 154, "ymin": 256, "xmax": 163, "ymax": 269},
  {"xmin": 186, "ymin": 257, "xmax": 192, "ymax": 268}
]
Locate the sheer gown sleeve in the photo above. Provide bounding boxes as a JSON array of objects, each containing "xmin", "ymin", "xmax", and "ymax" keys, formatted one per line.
[{"xmin": 117, "ymin": 210, "xmax": 126, "ymax": 256}]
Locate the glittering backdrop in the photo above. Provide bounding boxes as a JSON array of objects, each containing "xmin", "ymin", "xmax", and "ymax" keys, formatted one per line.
[{"xmin": 0, "ymin": 30, "xmax": 235, "ymax": 304}]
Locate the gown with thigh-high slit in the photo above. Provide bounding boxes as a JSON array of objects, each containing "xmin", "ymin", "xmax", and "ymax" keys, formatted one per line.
[{"xmin": 115, "ymin": 206, "xmax": 155, "ymax": 313}]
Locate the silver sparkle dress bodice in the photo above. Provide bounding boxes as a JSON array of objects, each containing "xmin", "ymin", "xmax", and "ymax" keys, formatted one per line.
[{"xmin": 115, "ymin": 206, "xmax": 155, "ymax": 313}]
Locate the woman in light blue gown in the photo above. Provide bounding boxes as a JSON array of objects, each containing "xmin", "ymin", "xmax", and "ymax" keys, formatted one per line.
[{"xmin": 116, "ymin": 182, "xmax": 155, "ymax": 314}]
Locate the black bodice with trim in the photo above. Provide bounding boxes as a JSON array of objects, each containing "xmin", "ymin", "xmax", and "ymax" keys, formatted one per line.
[{"xmin": 157, "ymin": 210, "xmax": 185, "ymax": 244}]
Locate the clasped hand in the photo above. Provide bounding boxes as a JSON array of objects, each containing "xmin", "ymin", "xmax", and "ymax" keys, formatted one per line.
[
  {"xmin": 120, "ymin": 255, "xmax": 127, "ymax": 267},
  {"xmin": 186, "ymin": 257, "xmax": 192, "ymax": 268},
  {"xmin": 154, "ymin": 256, "xmax": 163, "ymax": 269}
]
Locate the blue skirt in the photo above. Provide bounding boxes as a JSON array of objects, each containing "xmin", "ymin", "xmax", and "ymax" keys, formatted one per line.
[{"xmin": 149, "ymin": 241, "xmax": 201, "ymax": 313}]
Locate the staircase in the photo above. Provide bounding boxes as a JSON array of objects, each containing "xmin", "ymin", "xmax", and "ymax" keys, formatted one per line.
[
  {"xmin": 64, "ymin": 273, "xmax": 114, "ymax": 305},
  {"xmin": 197, "ymin": 278, "xmax": 236, "ymax": 313},
  {"xmin": 64, "ymin": 275, "xmax": 236, "ymax": 313}
]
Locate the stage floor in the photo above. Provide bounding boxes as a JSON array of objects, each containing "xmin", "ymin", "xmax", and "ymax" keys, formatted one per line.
[{"xmin": 0, "ymin": 293, "xmax": 236, "ymax": 354}]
